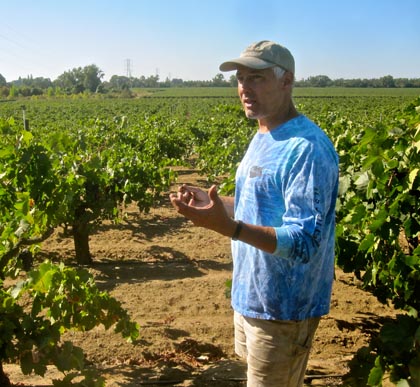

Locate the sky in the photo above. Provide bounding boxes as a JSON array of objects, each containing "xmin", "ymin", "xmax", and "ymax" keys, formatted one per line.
[{"xmin": 1, "ymin": 0, "xmax": 420, "ymax": 82}]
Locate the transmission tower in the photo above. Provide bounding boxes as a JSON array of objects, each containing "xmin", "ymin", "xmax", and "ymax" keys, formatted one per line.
[{"xmin": 125, "ymin": 59, "xmax": 132, "ymax": 78}]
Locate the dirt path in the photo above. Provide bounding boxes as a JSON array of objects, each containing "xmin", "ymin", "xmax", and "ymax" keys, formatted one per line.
[{"xmin": 4, "ymin": 170, "xmax": 397, "ymax": 386}]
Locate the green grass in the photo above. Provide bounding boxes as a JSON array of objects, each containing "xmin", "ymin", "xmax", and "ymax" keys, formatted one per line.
[
  {"xmin": 134, "ymin": 87, "xmax": 420, "ymax": 98},
  {"xmin": 132, "ymin": 87, "xmax": 237, "ymax": 97}
]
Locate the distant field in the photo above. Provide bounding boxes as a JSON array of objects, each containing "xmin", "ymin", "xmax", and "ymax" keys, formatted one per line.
[
  {"xmin": 293, "ymin": 87, "xmax": 420, "ymax": 97},
  {"xmin": 132, "ymin": 87, "xmax": 237, "ymax": 97},
  {"xmin": 134, "ymin": 87, "xmax": 420, "ymax": 98}
]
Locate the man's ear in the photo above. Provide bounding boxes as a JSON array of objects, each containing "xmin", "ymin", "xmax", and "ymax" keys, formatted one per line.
[{"xmin": 282, "ymin": 71, "xmax": 295, "ymax": 88}]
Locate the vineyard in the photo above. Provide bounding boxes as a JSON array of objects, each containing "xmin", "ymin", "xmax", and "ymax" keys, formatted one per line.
[{"xmin": 0, "ymin": 88, "xmax": 419, "ymax": 386}]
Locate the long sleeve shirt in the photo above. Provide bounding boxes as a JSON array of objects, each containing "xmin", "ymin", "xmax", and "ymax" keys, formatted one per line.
[{"xmin": 231, "ymin": 114, "xmax": 339, "ymax": 321}]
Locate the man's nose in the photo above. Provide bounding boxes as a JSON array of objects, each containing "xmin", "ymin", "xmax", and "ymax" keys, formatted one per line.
[{"xmin": 239, "ymin": 79, "xmax": 252, "ymax": 92}]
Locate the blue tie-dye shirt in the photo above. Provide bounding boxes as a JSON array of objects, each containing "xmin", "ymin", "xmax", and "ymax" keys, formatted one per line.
[{"xmin": 231, "ymin": 114, "xmax": 339, "ymax": 321}]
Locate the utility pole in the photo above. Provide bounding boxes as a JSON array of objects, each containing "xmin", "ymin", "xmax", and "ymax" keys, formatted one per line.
[{"xmin": 125, "ymin": 59, "xmax": 132, "ymax": 78}]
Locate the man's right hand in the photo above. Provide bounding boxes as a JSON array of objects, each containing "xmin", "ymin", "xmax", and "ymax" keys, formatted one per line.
[{"xmin": 177, "ymin": 184, "xmax": 211, "ymax": 207}]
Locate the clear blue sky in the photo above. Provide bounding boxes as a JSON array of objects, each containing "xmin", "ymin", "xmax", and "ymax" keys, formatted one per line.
[{"xmin": 1, "ymin": 0, "xmax": 419, "ymax": 82}]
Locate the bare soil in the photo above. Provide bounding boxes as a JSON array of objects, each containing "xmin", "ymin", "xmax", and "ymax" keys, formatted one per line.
[{"xmin": 4, "ymin": 170, "xmax": 398, "ymax": 386}]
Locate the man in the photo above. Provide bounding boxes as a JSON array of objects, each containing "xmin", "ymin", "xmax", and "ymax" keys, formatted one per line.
[{"xmin": 169, "ymin": 40, "xmax": 339, "ymax": 386}]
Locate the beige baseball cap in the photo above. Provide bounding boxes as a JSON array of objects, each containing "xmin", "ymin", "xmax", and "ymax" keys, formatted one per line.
[{"xmin": 219, "ymin": 40, "xmax": 295, "ymax": 74}]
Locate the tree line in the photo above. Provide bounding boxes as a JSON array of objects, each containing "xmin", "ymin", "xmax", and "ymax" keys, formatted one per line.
[
  {"xmin": 294, "ymin": 74, "xmax": 420, "ymax": 88},
  {"xmin": 1, "ymin": 64, "xmax": 419, "ymax": 98}
]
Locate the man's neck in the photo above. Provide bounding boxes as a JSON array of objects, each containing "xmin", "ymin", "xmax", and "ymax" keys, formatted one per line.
[{"xmin": 258, "ymin": 104, "xmax": 299, "ymax": 133}]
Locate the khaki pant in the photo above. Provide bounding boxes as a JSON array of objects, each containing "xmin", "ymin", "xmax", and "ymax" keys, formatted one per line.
[{"xmin": 234, "ymin": 311, "xmax": 320, "ymax": 387}]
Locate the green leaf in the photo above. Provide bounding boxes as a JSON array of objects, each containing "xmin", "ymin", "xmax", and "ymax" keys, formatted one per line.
[
  {"xmin": 404, "ymin": 254, "xmax": 419, "ymax": 268},
  {"xmin": 30, "ymin": 266, "xmax": 55, "ymax": 292},
  {"xmin": 409, "ymin": 168, "xmax": 419, "ymax": 189},
  {"xmin": 367, "ymin": 357, "xmax": 384, "ymax": 386},
  {"xmin": 55, "ymin": 341, "xmax": 85, "ymax": 372},
  {"xmin": 369, "ymin": 209, "xmax": 388, "ymax": 232},
  {"xmin": 359, "ymin": 233, "xmax": 375, "ymax": 252},
  {"xmin": 20, "ymin": 351, "xmax": 35, "ymax": 375},
  {"xmin": 387, "ymin": 159, "xmax": 399, "ymax": 169},
  {"xmin": 20, "ymin": 130, "xmax": 34, "ymax": 145},
  {"xmin": 348, "ymin": 203, "xmax": 367, "ymax": 224},
  {"xmin": 371, "ymin": 159, "xmax": 384, "ymax": 178}
]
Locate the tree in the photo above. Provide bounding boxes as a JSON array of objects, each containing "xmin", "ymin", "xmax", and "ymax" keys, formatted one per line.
[
  {"xmin": 83, "ymin": 64, "xmax": 104, "ymax": 92},
  {"xmin": 8, "ymin": 85, "xmax": 17, "ymax": 98},
  {"xmin": 108, "ymin": 75, "xmax": 131, "ymax": 90},
  {"xmin": 212, "ymin": 73, "xmax": 228, "ymax": 87},
  {"xmin": 0, "ymin": 86, "xmax": 9, "ymax": 97},
  {"xmin": 229, "ymin": 75, "xmax": 238, "ymax": 87},
  {"xmin": 305, "ymin": 75, "xmax": 333, "ymax": 87},
  {"xmin": 55, "ymin": 67, "xmax": 84, "ymax": 93},
  {"xmin": 0, "ymin": 113, "xmax": 188, "ymax": 265},
  {"xmin": 55, "ymin": 65, "xmax": 104, "ymax": 94},
  {"xmin": 171, "ymin": 78, "xmax": 184, "ymax": 86},
  {"xmin": 144, "ymin": 74, "xmax": 159, "ymax": 87},
  {"xmin": 11, "ymin": 76, "xmax": 52, "ymax": 89},
  {"xmin": 380, "ymin": 75, "xmax": 395, "ymax": 88}
]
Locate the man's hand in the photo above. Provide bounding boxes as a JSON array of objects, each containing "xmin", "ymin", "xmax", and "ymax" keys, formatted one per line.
[
  {"xmin": 169, "ymin": 184, "xmax": 236, "ymax": 237},
  {"xmin": 169, "ymin": 184, "xmax": 277, "ymax": 253},
  {"xmin": 176, "ymin": 185, "xmax": 210, "ymax": 207}
]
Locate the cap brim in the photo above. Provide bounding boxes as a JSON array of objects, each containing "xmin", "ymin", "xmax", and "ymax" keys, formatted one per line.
[{"xmin": 219, "ymin": 57, "xmax": 275, "ymax": 72}]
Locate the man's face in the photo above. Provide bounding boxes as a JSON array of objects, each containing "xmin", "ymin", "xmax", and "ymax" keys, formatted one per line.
[{"xmin": 236, "ymin": 66, "xmax": 287, "ymax": 123}]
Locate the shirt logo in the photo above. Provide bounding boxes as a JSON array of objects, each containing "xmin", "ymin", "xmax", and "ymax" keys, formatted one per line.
[{"xmin": 249, "ymin": 166, "xmax": 263, "ymax": 178}]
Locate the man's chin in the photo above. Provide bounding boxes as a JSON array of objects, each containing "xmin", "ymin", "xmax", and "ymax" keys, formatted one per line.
[{"xmin": 244, "ymin": 109, "xmax": 258, "ymax": 119}]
